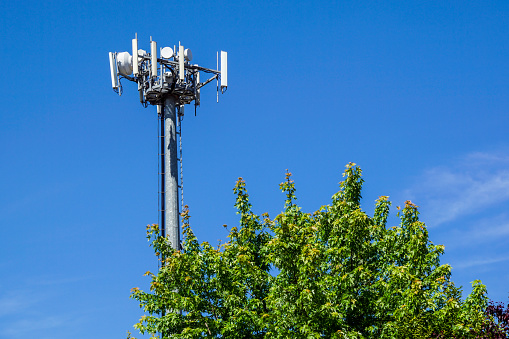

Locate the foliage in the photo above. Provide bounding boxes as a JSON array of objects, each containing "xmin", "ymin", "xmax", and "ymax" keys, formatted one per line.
[
  {"xmin": 129, "ymin": 163, "xmax": 491, "ymax": 338},
  {"xmin": 479, "ymin": 299, "xmax": 509, "ymax": 338}
]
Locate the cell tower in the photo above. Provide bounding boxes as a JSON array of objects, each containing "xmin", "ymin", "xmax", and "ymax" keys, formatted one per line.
[{"xmin": 108, "ymin": 34, "xmax": 228, "ymax": 250}]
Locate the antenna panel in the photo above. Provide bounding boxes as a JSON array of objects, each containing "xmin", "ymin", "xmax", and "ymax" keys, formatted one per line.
[
  {"xmin": 221, "ymin": 51, "xmax": 228, "ymax": 88},
  {"xmin": 132, "ymin": 38, "xmax": 139, "ymax": 75},
  {"xmin": 196, "ymin": 71, "xmax": 200, "ymax": 106},
  {"xmin": 179, "ymin": 45, "xmax": 185, "ymax": 80},
  {"xmin": 151, "ymin": 41, "xmax": 158, "ymax": 78},
  {"xmin": 109, "ymin": 52, "xmax": 119, "ymax": 89}
]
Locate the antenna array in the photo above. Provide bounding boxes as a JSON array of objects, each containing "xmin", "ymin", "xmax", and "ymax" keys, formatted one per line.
[{"xmin": 109, "ymin": 35, "xmax": 228, "ymax": 108}]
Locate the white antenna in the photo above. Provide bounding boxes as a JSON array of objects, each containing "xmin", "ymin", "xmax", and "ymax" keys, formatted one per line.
[
  {"xmin": 132, "ymin": 34, "xmax": 139, "ymax": 76},
  {"xmin": 221, "ymin": 51, "xmax": 228, "ymax": 90},
  {"xmin": 109, "ymin": 52, "xmax": 119, "ymax": 90},
  {"xmin": 117, "ymin": 52, "xmax": 133, "ymax": 75},
  {"xmin": 179, "ymin": 45, "xmax": 185, "ymax": 81},
  {"xmin": 161, "ymin": 46, "xmax": 173, "ymax": 59},
  {"xmin": 151, "ymin": 40, "xmax": 158, "ymax": 78},
  {"xmin": 184, "ymin": 48, "xmax": 192, "ymax": 61}
]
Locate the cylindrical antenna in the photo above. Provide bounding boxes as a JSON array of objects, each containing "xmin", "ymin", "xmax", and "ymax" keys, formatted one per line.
[
  {"xmin": 221, "ymin": 51, "xmax": 228, "ymax": 89},
  {"xmin": 179, "ymin": 45, "xmax": 185, "ymax": 81},
  {"xmin": 151, "ymin": 40, "xmax": 157, "ymax": 78},
  {"xmin": 132, "ymin": 35, "xmax": 139, "ymax": 76}
]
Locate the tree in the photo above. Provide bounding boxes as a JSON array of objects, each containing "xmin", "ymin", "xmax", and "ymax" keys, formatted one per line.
[
  {"xmin": 128, "ymin": 163, "xmax": 490, "ymax": 338},
  {"xmin": 478, "ymin": 299, "xmax": 509, "ymax": 338}
]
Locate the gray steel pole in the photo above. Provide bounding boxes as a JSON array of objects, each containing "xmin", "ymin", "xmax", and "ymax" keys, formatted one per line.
[{"xmin": 163, "ymin": 96, "xmax": 180, "ymax": 250}]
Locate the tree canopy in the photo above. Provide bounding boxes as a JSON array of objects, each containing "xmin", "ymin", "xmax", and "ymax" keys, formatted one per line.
[{"xmin": 128, "ymin": 163, "xmax": 495, "ymax": 338}]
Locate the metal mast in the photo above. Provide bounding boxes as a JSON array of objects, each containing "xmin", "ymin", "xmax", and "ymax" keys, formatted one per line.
[
  {"xmin": 163, "ymin": 96, "xmax": 179, "ymax": 248},
  {"xmin": 109, "ymin": 36, "xmax": 228, "ymax": 250}
]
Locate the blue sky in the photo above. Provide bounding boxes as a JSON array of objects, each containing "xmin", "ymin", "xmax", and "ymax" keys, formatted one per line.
[{"xmin": 1, "ymin": 1, "xmax": 508, "ymax": 338}]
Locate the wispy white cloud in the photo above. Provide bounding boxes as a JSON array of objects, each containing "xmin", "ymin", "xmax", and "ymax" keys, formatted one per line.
[
  {"xmin": 0, "ymin": 180, "xmax": 74, "ymax": 218},
  {"xmin": 454, "ymin": 255, "xmax": 509, "ymax": 269},
  {"xmin": 0, "ymin": 315, "xmax": 70, "ymax": 338},
  {"xmin": 0, "ymin": 275, "xmax": 88, "ymax": 338},
  {"xmin": 30, "ymin": 275, "xmax": 91, "ymax": 286},
  {"xmin": 463, "ymin": 152, "xmax": 509, "ymax": 165},
  {"xmin": 448, "ymin": 215, "xmax": 509, "ymax": 246},
  {"xmin": 0, "ymin": 290, "xmax": 43, "ymax": 317},
  {"xmin": 404, "ymin": 150, "xmax": 509, "ymax": 227},
  {"xmin": 0, "ymin": 275, "xmax": 89, "ymax": 316}
]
